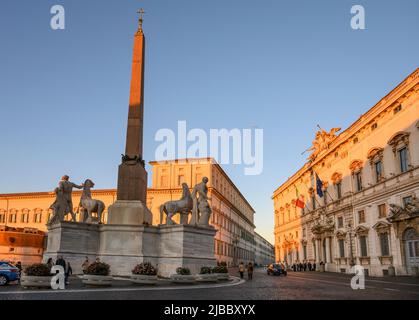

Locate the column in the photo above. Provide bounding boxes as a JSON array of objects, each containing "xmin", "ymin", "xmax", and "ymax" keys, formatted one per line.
[
  {"xmin": 317, "ymin": 239, "xmax": 322, "ymax": 264},
  {"xmin": 325, "ymin": 237, "xmax": 331, "ymax": 264}
]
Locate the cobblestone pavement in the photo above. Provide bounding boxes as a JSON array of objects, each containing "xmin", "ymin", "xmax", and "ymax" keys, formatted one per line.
[{"xmin": 1, "ymin": 268, "xmax": 418, "ymax": 300}]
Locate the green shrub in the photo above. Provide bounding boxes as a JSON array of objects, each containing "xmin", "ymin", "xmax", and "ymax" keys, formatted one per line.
[
  {"xmin": 199, "ymin": 266, "xmax": 212, "ymax": 274},
  {"xmin": 212, "ymin": 266, "xmax": 228, "ymax": 273},
  {"xmin": 176, "ymin": 267, "xmax": 191, "ymax": 275}
]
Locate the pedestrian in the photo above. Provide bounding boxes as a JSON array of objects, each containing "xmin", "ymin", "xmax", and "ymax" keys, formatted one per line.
[
  {"xmin": 247, "ymin": 262, "xmax": 254, "ymax": 280},
  {"xmin": 46, "ymin": 257, "xmax": 54, "ymax": 269},
  {"xmin": 239, "ymin": 262, "xmax": 245, "ymax": 279},
  {"xmin": 313, "ymin": 262, "xmax": 317, "ymax": 271},
  {"xmin": 299, "ymin": 262, "xmax": 303, "ymax": 272},
  {"xmin": 308, "ymin": 261, "xmax": 312, "ymax": 271},
  {"xmin": 15, "ymin": 261, "xmax": 22, "ymax": 284},
  {"xmin": 55, "ymin": 256, "xmax": 66, "ymax": 271},
  {"xmin": 65, "ymin": 261, "xmax": 72, "ymax": 285},
  {"xmin": 304, "ymin": 261, "xmax": 307, "ymax": 271},
  {"xmin": 82, "ymin": 256, "xmax": 90, "ymax": 274}
]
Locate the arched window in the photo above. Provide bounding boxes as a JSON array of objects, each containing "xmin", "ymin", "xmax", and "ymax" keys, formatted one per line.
[
  {"xmin": 9, "ymin": 209, "xmax": 17, "ymax": 223},
  {"xmin": 331, "ymin": 172, "xmax": 343, "ymax": 199},
  {"xmin": 367, "ymin": 147, "xmax": 384, "ymax": 183},
  {"xmin": 388, "ymin": 132, "xmax": 411, "ymax": 174},
  {"xmin": 350, "ymin": 160, "xmax": 364, "ymax": 192},
  {"xmin": 34, "ymin": 208, "xmax": 43, "ymax": 223}
]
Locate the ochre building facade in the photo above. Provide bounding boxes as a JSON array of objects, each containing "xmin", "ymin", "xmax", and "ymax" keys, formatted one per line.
[{"xmin": 272, "ymin": 69, "xmax": 419, "ymax": 277}]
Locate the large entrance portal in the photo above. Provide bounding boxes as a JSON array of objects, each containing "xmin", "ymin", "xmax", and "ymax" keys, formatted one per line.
[{"xmin": 404, "ymin": 228, "xmax": 419, "ymax": 274}]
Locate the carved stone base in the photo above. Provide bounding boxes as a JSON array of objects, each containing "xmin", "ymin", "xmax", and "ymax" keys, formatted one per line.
[
  {"xmin": 44, "ymin": 222, "xmax": 216, "ymax": 278},
  {"xmin": 106, "ymin": 200, "xmax": 152, "ymax": 225}
]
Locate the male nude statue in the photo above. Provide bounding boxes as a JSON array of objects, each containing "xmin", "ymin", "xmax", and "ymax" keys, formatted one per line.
[
  {"xmin": 58, "ymin": 175, "xmax": 83, "ymax": 222},
  {"xmin": 189, "ymin": 177, "xmax": 212, "ymax": 226}
]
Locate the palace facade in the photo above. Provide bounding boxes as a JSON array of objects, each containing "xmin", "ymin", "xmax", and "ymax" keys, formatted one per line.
[
  {"xmin": 272, "ymin": 69, "xmax": 419, "ymax": 277},
  {"xmin": 0, "ymin": 158, "xmax": 273, "ymax": 267},
  {"xmin": 255, "ymin": 232, "xmax": 275, "ymax": 266}
]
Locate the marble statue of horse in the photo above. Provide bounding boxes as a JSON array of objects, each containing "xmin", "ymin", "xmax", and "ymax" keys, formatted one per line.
[
  {"xmin": 79, "ymin": 179, "xmax": 105, "ymax": 224},
  {"xmin": 160, "ymin": 183, "xmax": 193, "ymax": 225}
]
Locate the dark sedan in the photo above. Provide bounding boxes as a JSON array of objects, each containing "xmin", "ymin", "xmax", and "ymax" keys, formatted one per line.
[{"xmin": 267, "ymin": 263, "xmax": 287, "ymax": 276}]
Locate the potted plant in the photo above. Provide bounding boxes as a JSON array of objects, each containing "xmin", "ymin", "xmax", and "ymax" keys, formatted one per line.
[
  {"xmin": 170, "ymin": 267, "xmax": 196, "ymax": 284},
  {"xmin": 82, "ymin": 261, "xmax": 112, "ymax": 286},
  {"xmin": 212, "ymin": 264, "xmax": 229, "ymax": 281},
  {"xmin": 21, "ymin": 263, "xmax": 52, "ymax": 288},
  {"xmin": 131, "ymin": 262, "xmax": 158, "ymax": 285},
  {"xmin": 197, "ymin": 266, "xmax": 217, "ymax": 282}
]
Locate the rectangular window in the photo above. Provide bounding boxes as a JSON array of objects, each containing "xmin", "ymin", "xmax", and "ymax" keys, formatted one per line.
[
  {"xmin": 399, "ymin": 147, "xmax": 409, "ymax": 173},
  {"xmin": 338, "ymin": 217, "xmax": 344, "ymax": 228},
  {"xmin": 0, "ymin": 214, "xmax": 5, "ymax": 223},
  {"xmin": 355, "ymin": 172, "xmax": 363, "ymax": 192},
  {"xmin": 359, "ymin": 236, "xmax": 368, "ymax": 257},
  {"xmin": 378, "ymin": 204, "xmax": 387, "ymax": 218},
  {"xmin": 303, "ymin": 246, "xmax": 307, "ymax": 260},
  {"xmin": 9, "ymin": 214, "xmax": 16, "ymax": 223},
  {"xmin": 403, "ymin": 196, "xmax": 413, "ymax": 207},
  {"xmin": 303, "ymin": 228, "xmax": 306, "ymax": 238},
  {"xmin": 312, "ymin": 196, "xmax": 316, "ymax": 210},
  {"xmin": 339, "ymin": 239, "xmax": 345, "ymax": 258},
  {"xmin": 177, "ymin": 175, "xmax": 185, "ymax": 186},
  {"xmin": 380, "ymin": 233, "xmax": 390, "ymax": 256},
  {"xmin": 375, "ymin": 161, "xmax": 383, "ymax": 182},
  {"xmin": 160, "ymin": 175, "xmax": 168, "ymax": 187},
  {"xmin": 336, "ymin": 182, "xmax": 342, "ymax": 199},
  {"xmin": 358, "ymin": 210, "xmax": 365, "ymax": 223}
]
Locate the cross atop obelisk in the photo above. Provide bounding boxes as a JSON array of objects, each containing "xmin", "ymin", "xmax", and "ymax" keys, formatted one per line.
[{"xmin": 137, "ymin": 8, "xmax": 145, "ymax": 31}]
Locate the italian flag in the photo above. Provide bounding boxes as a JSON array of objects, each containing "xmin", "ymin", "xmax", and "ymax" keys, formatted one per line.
[{"xmin": 295, "ymin": 186, "xmax": 305, "ymax": 209}]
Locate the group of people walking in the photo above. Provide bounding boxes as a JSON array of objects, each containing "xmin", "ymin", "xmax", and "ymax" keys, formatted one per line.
[
  {"xmin": 287, "ymin": 260, "xmax": 318, "ymax": 272},
  {"xmin": 238, "ymin": 262, "xmax": 254, "ymax": 280}
]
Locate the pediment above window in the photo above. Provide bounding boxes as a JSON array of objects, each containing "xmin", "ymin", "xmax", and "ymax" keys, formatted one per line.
[
  {"xmin": 349, "ymin": 160, "xmax": 364, "ymax": 173},
  {"xmin": 331, "ymin": 172, "xmax": 343, "ymax": 184},
  {"xmin": 367, "ymin": 147, "xmax": 384, "ymax": 163},
  {"xmin": 335, "ymin": 230, "xmax": 347, "ymax": 239},
  {"xmin": 355, "ymin": 225, "xmax": 369, "ymax": 235},
  {"xmin": 388, "ymin": 131, "xmax": 410, "ymax": 153},
  {"xmin": 372, "ymin": 221, "xmax": 391, "ymax": 233}
]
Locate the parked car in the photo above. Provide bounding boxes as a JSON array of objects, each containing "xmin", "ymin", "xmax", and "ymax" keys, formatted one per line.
[
  {"xmin": 267, "ymin": 263, "xmax": 287, "ymax": 276},
  {"xmin": 0, "ymin": 261, "xmax": 20, "ymax": 286}
]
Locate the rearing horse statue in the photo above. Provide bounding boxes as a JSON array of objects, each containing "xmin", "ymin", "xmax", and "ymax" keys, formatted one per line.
[
  {"xmin": 78, "ymin": 179, "xmax": 105, "ymax": 224},
  {"xmin": 160, "ymin": 183, "xmax": 193, "ymax": 225}
]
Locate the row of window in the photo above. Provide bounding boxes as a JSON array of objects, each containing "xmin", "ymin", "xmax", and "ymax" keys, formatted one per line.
[
  {"xmin": 0, "ymin": 212, "xmax": 45, "ymax": 224},
  {"xmin": 214, "ymin": 239, "xmax": 255, "ymax": 261},
  {"xmin": 212, "ymin": 210, "xmax": 256, "ymax": 245}
]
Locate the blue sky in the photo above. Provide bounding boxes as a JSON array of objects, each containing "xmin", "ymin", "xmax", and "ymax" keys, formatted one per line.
[{"xmin": 0, "ymin": 0, "xmax": 418, "ymax": 243}]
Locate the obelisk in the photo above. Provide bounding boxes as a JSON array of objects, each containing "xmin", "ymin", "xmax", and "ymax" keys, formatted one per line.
[{"xmin": 107, "ymin": 10, "xmax": 152, "ymax": 225}]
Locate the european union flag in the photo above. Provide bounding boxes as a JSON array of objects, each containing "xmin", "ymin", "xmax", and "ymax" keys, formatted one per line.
[{"xmin": 316, "ymin": 173, "xmax": 324, "ymax": 198}]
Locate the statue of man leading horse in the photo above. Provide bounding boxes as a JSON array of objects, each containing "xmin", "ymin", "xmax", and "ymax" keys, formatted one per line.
[
  {"xmin": 48, "ymin": 176, "xmax": 105, "ymax": 225},
  {"xmin": 159, "ymin": 177, "xmax": 212, "ymax": 227}
]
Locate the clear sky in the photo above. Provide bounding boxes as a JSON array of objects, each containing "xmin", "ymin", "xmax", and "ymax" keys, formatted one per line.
[{"xmin": 0, "ymin": 0, "xmax": 418, "ymax": 243}]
